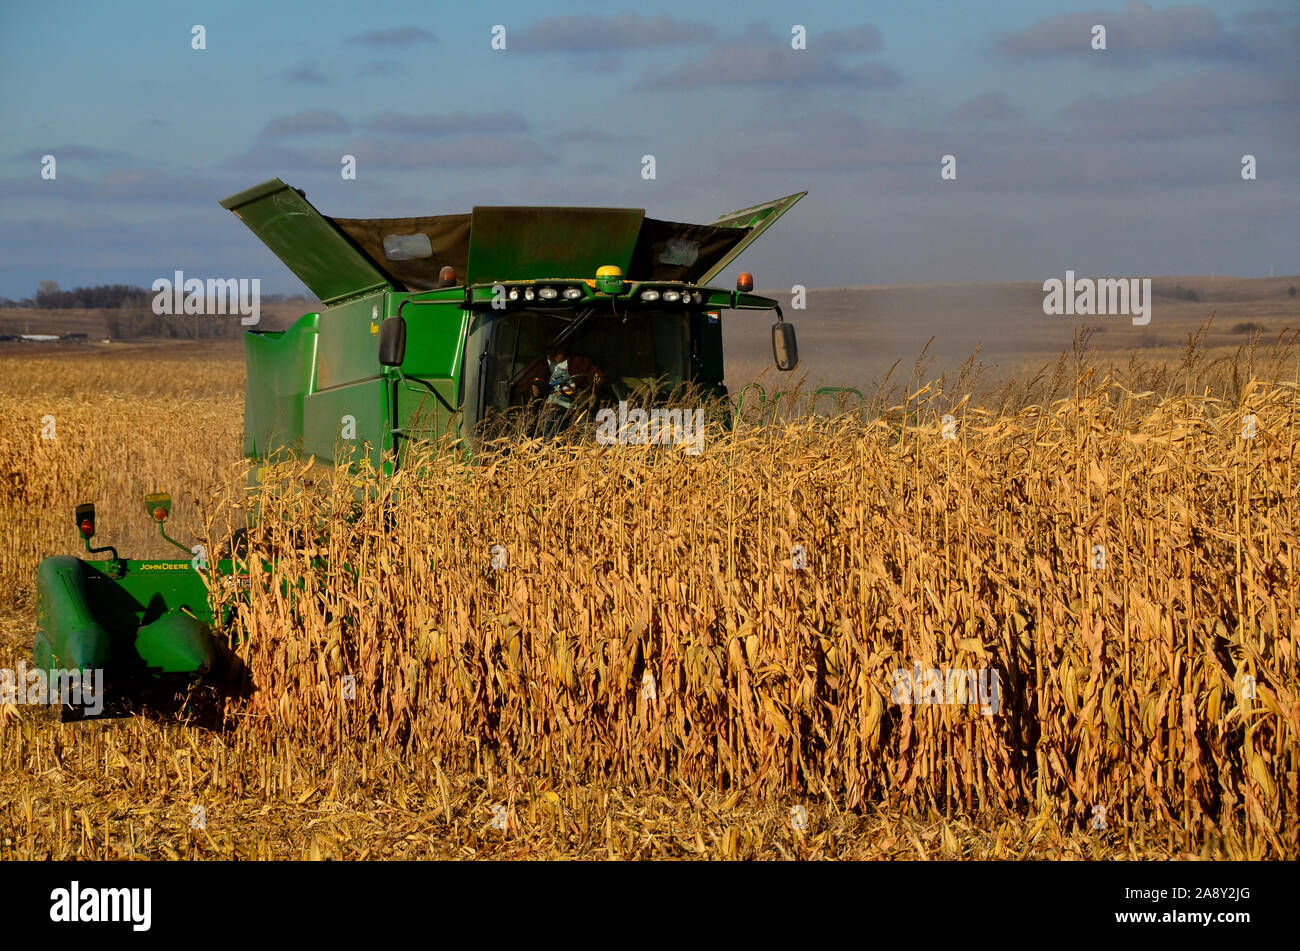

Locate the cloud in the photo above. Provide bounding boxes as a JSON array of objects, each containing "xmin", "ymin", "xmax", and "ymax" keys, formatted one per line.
[
  {"xmin": 345, "ymin": 27, "xmax": 436, "ymax": 46},
  {"xmin": 512, "ymin": 12, "xmax": 714, "ymax": 51},
  {"xmin": 1060, "ymin": 68, "xmax": 1300, "ymax": 138},
  {"xmin": 222, "ymin": 144, "xmax": 339, "ymax": 172},
  {"xmin": 717, "ymin": 105, "xmax": 1269, "ymax": 191},
  {"xmin": 0, "ymin": 207, "xmax": 338, "ymax": 298},
  {"xmin": 569, "ymin": 54, "xmax": 620, "ymax": 73},
  {"xmin": 226, "ymin": 136, "xmax": 558, "ymax": 171},
  {"xmin": 723, "ymin": 113, "xmax": 938, "ymax": 172},
  {"xmin": 340, "ymin": 135, "xmax": 558, "ymax": 169},
  {"xmin": 550, "ymin": 126, "xmax": 639, "ymax": 145},
  {"xmin": 950, "ymin": 91, "xmax": 1021, "ymax": 122},
  {"xmin": 1233, "ymin": 9, "xmax": 1286, "ymax": 30},
  {"xmin": 994, "ymin": 1, "xmax": 1256, "ymax": 65},
  {"xmin": 280, "ymin": 62, "xmax": 327, "ymax": 84},
  {"xmin": 359, "ymin": 111, "xmax": 529, "ymax": 136},
  {"xmin": 819, "ymin": 25, "xmax": 885, "ymax": 54},
  {"xmin": 639, "ymin": 25, "xmax": 900, "ymax": 89},
  {"xmin": 357, "ymin": 60, "xmax": 407, "ymax": 77},
  {"xmin": 0, "ymin": 169, "xmax": 230, "ymax": 203},
  {"xmin": 260, "ymin": 110, "xmax": 351, "ymax": 137},
  {"xmin": 11, "ymin": 144, "xmax": 132, "ymax": 162},
  {"xmin": 94, "ymin": 168, "xmax": 230, "ymax": 202}
]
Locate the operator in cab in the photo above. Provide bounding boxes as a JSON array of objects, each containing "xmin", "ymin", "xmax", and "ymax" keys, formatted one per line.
[{"xmin": 514, "ymin": 338, "xmax": 606, "ymax": 436}]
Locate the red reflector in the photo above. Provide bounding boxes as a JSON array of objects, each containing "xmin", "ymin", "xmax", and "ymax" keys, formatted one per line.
[
  {"xmin": 79, "ymin": 519, "xmax": 94, "ymax": 537},
  {"xmin": 153, "ymin": 507, "xmax": 167, "ymax": 521}
]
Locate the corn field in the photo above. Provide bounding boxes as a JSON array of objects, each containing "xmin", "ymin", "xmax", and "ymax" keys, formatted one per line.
[
  {"xmin": 222, "ymin": 380, "xmax": 1299, "ymax": 857},
  {"xmin": 2, "ymin": 338, "xmax": 1297, "ymax": 858}
]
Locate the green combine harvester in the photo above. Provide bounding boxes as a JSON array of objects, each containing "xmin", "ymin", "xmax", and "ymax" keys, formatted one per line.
[{"xmin": 34, "ymin": 179, "xmax": 804, "ymax": 714}]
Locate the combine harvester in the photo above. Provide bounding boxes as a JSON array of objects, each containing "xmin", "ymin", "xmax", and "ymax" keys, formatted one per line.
[{"xmin": 34, "ymin": 179, "xmax": 804, "ymax": 714}]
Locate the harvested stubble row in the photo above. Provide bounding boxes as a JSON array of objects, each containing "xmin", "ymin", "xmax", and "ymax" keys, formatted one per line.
[{"xmin": 226, "ymin": 379, "xmax": 1299, "ymax": 857}]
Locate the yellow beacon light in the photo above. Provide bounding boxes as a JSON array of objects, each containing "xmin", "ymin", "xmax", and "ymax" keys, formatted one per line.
[{"xmin": 595, "ymin": 265, "xmax": 625, "ymax": 295}]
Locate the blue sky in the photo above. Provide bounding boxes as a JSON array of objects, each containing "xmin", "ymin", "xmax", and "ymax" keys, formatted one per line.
[{"xmin": 0, "ymin": 0, "xmax": 1296, "ymax": 297}]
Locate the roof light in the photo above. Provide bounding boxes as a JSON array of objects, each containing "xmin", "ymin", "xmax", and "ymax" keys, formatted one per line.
[
  {"xmin": 524, "ymin": 287, "xmax": 536, "ymax": 301},
  {"xmin": 662, "ymin": 290, "xmax": 680, "ymax": 302},
  {"xmin": 508, "ymin": 288, "xmax": 519, "ymax": 300},
  {"xmin": 640, "ymin": 289, "xmax": 660, "ymax": 302},
  {"xmin": 737, "ymin": 272, "xmax": 754, "ymax": 293},
  {"xmin": 563, "ymin": 287, "xmax": 583, "ymax": 300},
  {"xmin": 595, "ymin": 265, "xmax": 624, "ymax": 295},
  {"xmin": 539, "ymin": 287, "xmax": 558, "ymax": 300}
]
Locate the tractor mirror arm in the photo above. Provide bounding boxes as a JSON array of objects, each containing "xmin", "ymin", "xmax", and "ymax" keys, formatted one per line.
[
  {"xmin": 83, "ymin": 535, "xmax": 120, "ymax": 562},
  {"xmin": 156, "ymin": 520, "xmax": 194, "ymax": 557}
]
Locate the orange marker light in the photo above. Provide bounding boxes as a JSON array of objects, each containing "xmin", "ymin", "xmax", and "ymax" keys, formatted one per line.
[{"xmin": 737, "ymin": 272, "xmax": 754, "ymax": 293}]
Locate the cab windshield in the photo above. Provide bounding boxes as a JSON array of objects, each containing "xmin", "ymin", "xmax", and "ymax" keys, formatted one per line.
[{"xmin": 477, "ymin": 308, "xmax": 691, "ymax": 428}]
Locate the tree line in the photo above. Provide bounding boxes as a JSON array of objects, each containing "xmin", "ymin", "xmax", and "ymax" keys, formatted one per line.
[
  {"xmin": 0, "ymin": 281, "xmax": 313, "ymax": 339},
  {"xmin": 0, "ymin": 280, "xmax": 306, "ymax": 310}
]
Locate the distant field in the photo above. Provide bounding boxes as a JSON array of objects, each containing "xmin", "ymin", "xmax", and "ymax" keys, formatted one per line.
[
  {"xmin": 5, "ymin": 278, "xmax": 1298, "ymax": 396},
  {"xmin": 726, "ymin": 275, "xmax": 1300, "ymax": 396},
  {"xmin": 0, "ymin": 299, "xmax": 316, "ymax": 341}
]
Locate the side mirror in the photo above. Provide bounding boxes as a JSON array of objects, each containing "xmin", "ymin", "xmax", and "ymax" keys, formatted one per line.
[
  {"xmin": 379, "ymin": 316, "xmax": 407, "ymax": 367},
  {"xmin": 145, "ymin": 492, "xmax": 171, "ymax": 522},
  {"xmin": 772, "ymin": 321, "xmax": 799, "ymax": 371},
  {"xmin": 75, "ymin": 502, "xmax": 95, "ymax": 538}
]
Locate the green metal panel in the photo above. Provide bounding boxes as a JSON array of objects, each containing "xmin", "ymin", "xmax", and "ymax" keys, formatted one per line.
[
  {"xmin": 220, "ymin": 179, "xmax": 391, "ymax": 304},
  {"xmin": 134, "ymin": 613, "xmax": 216, "ymax": 674},
  {"xmin": 243, "ymin": 312, "xmax": 319, "ymax": 459},
  {"xmin": 696, "ymin": 192, "xmax": 807, "ymax": 286},
  {"xmin": 303, "ymin": 379, "xmax": 390, "ymax": 469},
  {"xmin": 733, "ymin": 292, "xmax": 780, "ymax": 310},
  {"xmin": 35, "ymin": 555, "xmax": 222, "ymax": 678},
  {"xmin": 316, "ymin": 293, "xmax": 386, "ymax": 391},
  {"xmin": 397, "ymin": 297, "xmax": 468, "ymax": 379},
  {"xmin": 467, "ymin": 207, "xmax": 645, "ymax": 284},
  {"xmin": 693, "ymin": 310, "xmax": 725, "ymax": 384},
  {"xmin": 394, "ymin": 378, "xmax": 460, "ymax": 444},
  {"xmin": 35, "ymin": 556, "xmax": 111, "ymax": 670},
  {"xmin": 109, "ymin": 559, "xmax": 212, "ymax": 613}
]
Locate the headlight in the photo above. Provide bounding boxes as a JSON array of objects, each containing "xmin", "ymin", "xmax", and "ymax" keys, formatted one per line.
[{"xmin": 640, "ymin": 289, "xmax": 660, "ymax": 302}]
